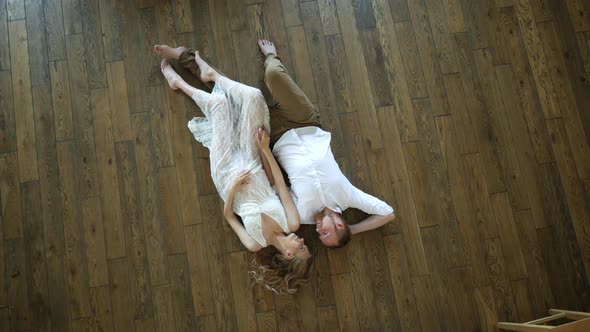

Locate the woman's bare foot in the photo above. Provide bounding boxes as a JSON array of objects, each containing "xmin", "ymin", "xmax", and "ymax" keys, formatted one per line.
[
  {"xmin": 160, "ymin": 59, "xmax": 180, "ymax": 90},
  {"xmin": 257, "ymin": 39, "xmax": 277, "ymax": 57},
  {"xmin": 194, "ymin": 51, "xmax": 218, "ymax": 84},
  {"xmin": 154, "ymin": 44, "xmax": 186, "ymax": 59}
]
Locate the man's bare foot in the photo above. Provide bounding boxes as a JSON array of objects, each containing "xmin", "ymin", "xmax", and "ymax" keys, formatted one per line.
[
  {"xmin": 154, "ymin": 44, "xmax": 186, "ymax": 60},
  {"xmin": 258, "ymin": 39, "xmax": 277, "ymax": 57},
  {"xmin": 194, "ymin": 51, "xmax": 218, "ymax": 84},
  {"xmin": 160, "ymin": 59, "xmax": 180, "ymax": 90}
]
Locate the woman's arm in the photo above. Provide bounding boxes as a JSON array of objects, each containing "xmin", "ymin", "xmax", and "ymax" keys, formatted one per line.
[
  {"xmin": 256, "ymin": 128, "xmax": 300, "ymax": 232},
  {"xmin": 259, "ymin": 152, "xmax": 275, "ymax": 186},
  {"xmin": 224, "ymin": 172, "xmax": 263, "ymax": 252}
]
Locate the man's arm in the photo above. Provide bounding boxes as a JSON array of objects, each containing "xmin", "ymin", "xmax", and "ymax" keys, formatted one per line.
[{"xmin": 350, "ymin": 213, "xmax": 396, "ymax": 235}]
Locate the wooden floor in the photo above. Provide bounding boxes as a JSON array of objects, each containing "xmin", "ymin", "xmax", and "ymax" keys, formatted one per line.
[{"xmin": 1, "ymin": 0, "xmax": 590, "ymax": 331}]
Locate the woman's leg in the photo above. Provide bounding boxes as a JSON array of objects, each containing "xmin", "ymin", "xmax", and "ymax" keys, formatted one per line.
[{"xmin": 160, "ymin": 59, "xmax": 213, "ymax": 110}]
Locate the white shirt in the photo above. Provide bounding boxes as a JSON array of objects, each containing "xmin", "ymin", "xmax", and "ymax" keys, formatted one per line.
[{"xmin": 272, "ymin": 126, "xmax": 394, "ymax": 224}]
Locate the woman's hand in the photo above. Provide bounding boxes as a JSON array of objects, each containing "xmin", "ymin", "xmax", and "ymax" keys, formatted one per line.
[
  {"xmin": 255, "ymin": 127, "xmax": 270, "ymax": 153},
  {"xmin": 231, "ymin": 171, "xmax": 251, "ymax": 193}
]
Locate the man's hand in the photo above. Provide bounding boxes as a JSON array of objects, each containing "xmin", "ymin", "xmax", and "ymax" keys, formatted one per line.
[
  {"xmin": 231, "ymin": 171, "xmax": 251, "ymax": 193},
  {"xmin": 255, "ymin": 127, "xmax": 270, "ymax": 153}
]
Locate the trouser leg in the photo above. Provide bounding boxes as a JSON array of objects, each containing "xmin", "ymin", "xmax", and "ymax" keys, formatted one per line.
[{"xmin": 263, "ymin": 54, "xmax": 321, "ymax": 144}]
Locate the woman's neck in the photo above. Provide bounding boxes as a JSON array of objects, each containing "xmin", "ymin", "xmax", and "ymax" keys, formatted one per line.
[{"xmin": 266, "ymin": 232, "xmax": 288, "ymax": 255}]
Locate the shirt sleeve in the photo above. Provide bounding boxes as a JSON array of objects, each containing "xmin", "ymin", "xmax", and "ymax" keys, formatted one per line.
[{"xmin": 347, "ymin": 184, "xmax": 394, "ymax": 216}]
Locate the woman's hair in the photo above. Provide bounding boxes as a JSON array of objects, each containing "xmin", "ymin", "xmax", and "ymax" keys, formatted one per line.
[{"xmin": 249, "ymin": 246, "xmax": 314, "ymax": 294}]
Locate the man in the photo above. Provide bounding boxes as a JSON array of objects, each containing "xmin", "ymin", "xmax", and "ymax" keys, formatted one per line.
[
  {"xmin": 257, "ymin": 39, "xmax": 395, "ymax": 248},
  {"xmin": 154, "ymin": 41, "xmax": 395, "ymax": 248}
]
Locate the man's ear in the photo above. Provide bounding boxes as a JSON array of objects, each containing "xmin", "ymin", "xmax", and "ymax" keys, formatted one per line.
[
  {"xmin": 285, "ymin": 251, "xmax": 293, "ymax": 258},
  {"xmin": 335, "ymin": 218, "xmax": 345, "ymax": 230}
]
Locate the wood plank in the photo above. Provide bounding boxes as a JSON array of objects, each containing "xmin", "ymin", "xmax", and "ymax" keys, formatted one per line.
[
  {"xmin": 62, "ymin": 0, "xmax": 82, "ymax": 34},
  {"xmin": 360, "ymin": 27, "xmax": 395, "ymax": 106},
  {"xmin": 317, "ymin": 306, "xmax": 340, "ymax": 331},
  {"xmin": 388, "ymin": 0, "xmax": 410, "ymax": 23},
  {"xmin": 134, "ymin": 317, "xmax": 155, "ymax": 332},
  {"xmin": 474, "ymin": 286, "xmax": 499, "ymax": 332},
  {"xmin": 348, "ymin": 232, "xmax": 400, "ymax": 330},
  {"xmin": 473, "ymin": 48, "xmax": 529, "ymax": 210},
  {"xmin": 147, "ymin": 86, "xmax": 174, "ymax": 168},
  {"xmin": 513, "ymin": 209, "xmax": 554, "ymax": 317},
  {"xmin": 6, "ymin": 0, "xmax": 24, "ymax": 20},
  {"xmin": 105, "ymin": 61, "xmax": 133, "ymax": 142},
  {"xmin": 495, "ymin": 63, "xmax": 551, "ymax": 229},
  {"xmin": 514, "ymin": 0, "xmax": 561, "ymax": 119},
  {"xmin": 566, "ymin": 0, "xmax": 590, "ymax": 32},
  {"xmin": 546, "ymin": 119, "xmax": 590, "ymax": 286},
  {"xmin": 21, "ymin": 181, "xmax": 50, "ymax": 332},
  {"xmin": 44, "ymin": 0, "xmax": 66, "ymax": 61},
  {"xmin": 81, "ymin": 0, "xmax": 107, "ymax": 89},
  {"xmin": 172, "ymin": 0, "xmax": 192, "ymax": 33},
  {"xmin": 383, "ymin": 234, "xmax": 421, "ymax": 332},
  {"xmin": 0, "ymin": 71, "xmax": 16, "ymax": 152},
  {"xmin": 0, "ymin": 307, "xmax": 8, "ymax": 332},
  {"xmin": 6, "ymin": 237, "xmax": 30, "ymax": 330},
  {"xmin": 131, "ymin": 112, "xmax": 169, "ymax": 286},
  {"xmin": 352, "ymin": 0, "xmax": 376, "ymax": 29},
  {"xmin": 262, "ymin": 0, "xmax": 294, "ymax": 75},
  {"xmin": 168, "ymin": 254, "xmax": 197, "ymax": 332},
  {"xmin": 335, "ymin": 0, "xmax": 382, "ymax": 149},
  {"xmin": 66, "ymin": 34, "xmax": 99, "ymax": 197},
  {"xmin": 256, "ymin": 311, "xmax": 278, "ymax": 332},
  {"xmin": 0, "ymin": 152, "xmax": 22, "ymax": 238},
  {"xmin": 158, "ymin": 167, "xmax": 185, "ymax": 255},
  {"xmin": 331, "ymin": 273, "xmax": 359, "ymax": 331},
  {"xmin": 538, "ymin": 20, "xmax": 590, "ymax": 179},
  {"xmin": 90, "ymin": 88, "xmax": 126, "ymax": 259},
  {"xmin": 228, "ymin": 251, "xmax": 257, "ymax": 331},
  {"xmin": 0, "ymin": 0, "xmax": 10, "ymax": 69},
  {"xmin": 490, "ymin": 192, "xmax": 528, "ymax": 280},
  {"xmin": 10, "ymin": 20, "xmax": 38, "ymax": 182},
  {"xmin": 118, "ymin": 0, "xmax": 145, "ymax": 115},
  {"xmin": 441, "ymin": 73, "xmax": 478, "ymax": 154},
  {"xmin": 153, "ymin": 285, "xmax": 177, "ymax": 332},
  {"xmin": 283, "ymin": 0, "xmax": 302, "ymax": 27},
  {"xmin": 89, "ymin": 285, "xmax": 115, "ymax": 332},
  {"xmin": 99, "ymin": 0, "xmax": 123, "ymax": 61},
  {"xmin": 487, "ymin": 3, "xmax": 511, "ymax": 65},
  {"xmin": 424, "ymin": 0, "xmax": 460, "ymax": 73},
  {"xmin": 108, "ymin": 258, "xmax": 135, "ymax": 332},
  {"xmin": 373, "ymin": 0, "xmax": 418, "ymax": 142},
  {"xmin": 530, "ymin": 0, "xmax": 553, "ymax": 22},
  {"xmin": 294, "ymin": 283, "xmax": 319, "ymax": 331},
  {"xmin": 484, "ymin": 237, "xmax": 519, "ymax": 322},
  {"xmin": 115, "ymin": 140, "xmax": 154, "ymax": 318},
  {"xmin": 227, "ymin": 0, "xmax": 246, "ymax": 31},
  {"xmin": 442, "ymin": 0, "xmax": 465, "ymax": 33},
  {"xmin": 49, "ymin": 60, "xmax": 74, "ymax": 141},
  {"xmin": 411, "ymin": 274, "xmax": 441, "ymax": 331},
  {"xmin": 57, "ymin": 140, "xmax": 92, "ymax": 319},
  {"xmin": 420, "ymin": 226, "xmax": 462, "ymax": 331},
  {"xmin": 460, "ymin": 0, "xmax": 490, "ymax": 49},
  {"xmin": 138, "ymin": 8, "xmax": 161, "ymax": 87},
  {"xmin": 184, "ymin": 224, "xmax": 214, "ymax": 316},
  {"xmin": 449, "ymin": 267, "xmax": 481, "ymax": 331},
  {"xmin": 407, "ymin": 0, "xmax": 451, "ymax": 115},
  {"xmin": 201, "ymin": 194, "xmax": 237, "ymax": 330},
  {"xmin": 511, "ymin": 278, "xmax": 535, "ymax": 322},
  {"xmin": 273, "ymin": 293, "xmax": 303, "ymax": 331},
  {"xmin": 165, "ymin": 85, "xmax": 201, "ymax": 226},
  {"xmin": 25, "ymin": 0, "xmax": 49, "ymax": 87},
  {"xmin": 318, "ymin": 0, "xmax": 340, "ymax": 35},
  {"xmin": 325, "ymin": 34, "xmax": 355, "ymax": 114},
  {"xmin": 453, "ymin": 33, "xmax": 506, "ymax": 193},
  {"xmin": 311, "ymin": 247, "xmax": 335, "ymax": 307},
  {"xmin": 394, "ymin": 21, "xmax": 428, "ymax": 99},
  {"xmin": 377, "ymin": 109, "xmax": 428, "ymax": 276},
  {"xmin": 0, "ymin": 216, "xmax": 4, "ymax": 308},
  {"xmin": 286, "ymin": 25, "xmax": 317, "ymax": 103},
  {"xmin": 81, "ymin": 196, "xmax": 109, "ymax": 287}
]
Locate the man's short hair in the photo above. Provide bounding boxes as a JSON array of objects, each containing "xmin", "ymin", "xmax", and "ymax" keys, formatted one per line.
[{"xmin": 331, "ymin": 222, "xmax": 351, "ymax": 248}]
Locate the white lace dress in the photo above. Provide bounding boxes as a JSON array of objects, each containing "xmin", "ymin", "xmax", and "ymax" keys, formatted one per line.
[{"xmin": 187, "ymin": 76, "xmax": 290, "ymax": 247}]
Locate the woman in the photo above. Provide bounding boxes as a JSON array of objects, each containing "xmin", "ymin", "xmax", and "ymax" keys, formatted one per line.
[{"xmin": 159, "ymin": 49, "xmax": 313, "ymax": 294}]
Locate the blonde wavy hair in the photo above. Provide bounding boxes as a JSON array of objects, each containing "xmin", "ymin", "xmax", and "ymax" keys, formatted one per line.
[{"xmin": 249, "ymin": 246, "xmax": 314, "ymax": 294}]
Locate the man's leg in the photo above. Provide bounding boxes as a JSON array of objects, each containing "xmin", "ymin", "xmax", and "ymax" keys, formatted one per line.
[{"xmin": 259, "ymin": 40, "xmax": 321, "ymax": 144}]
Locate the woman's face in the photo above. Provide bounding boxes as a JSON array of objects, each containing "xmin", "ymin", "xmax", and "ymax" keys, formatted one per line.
[{"xmin": 285, "ymin": 233, "xmax": 311, "ymax": 259}]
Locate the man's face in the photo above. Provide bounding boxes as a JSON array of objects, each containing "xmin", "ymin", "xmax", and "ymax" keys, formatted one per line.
[{"xmin": 315, "ymin": 212, "xmax": 340, "ymax": 247}]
